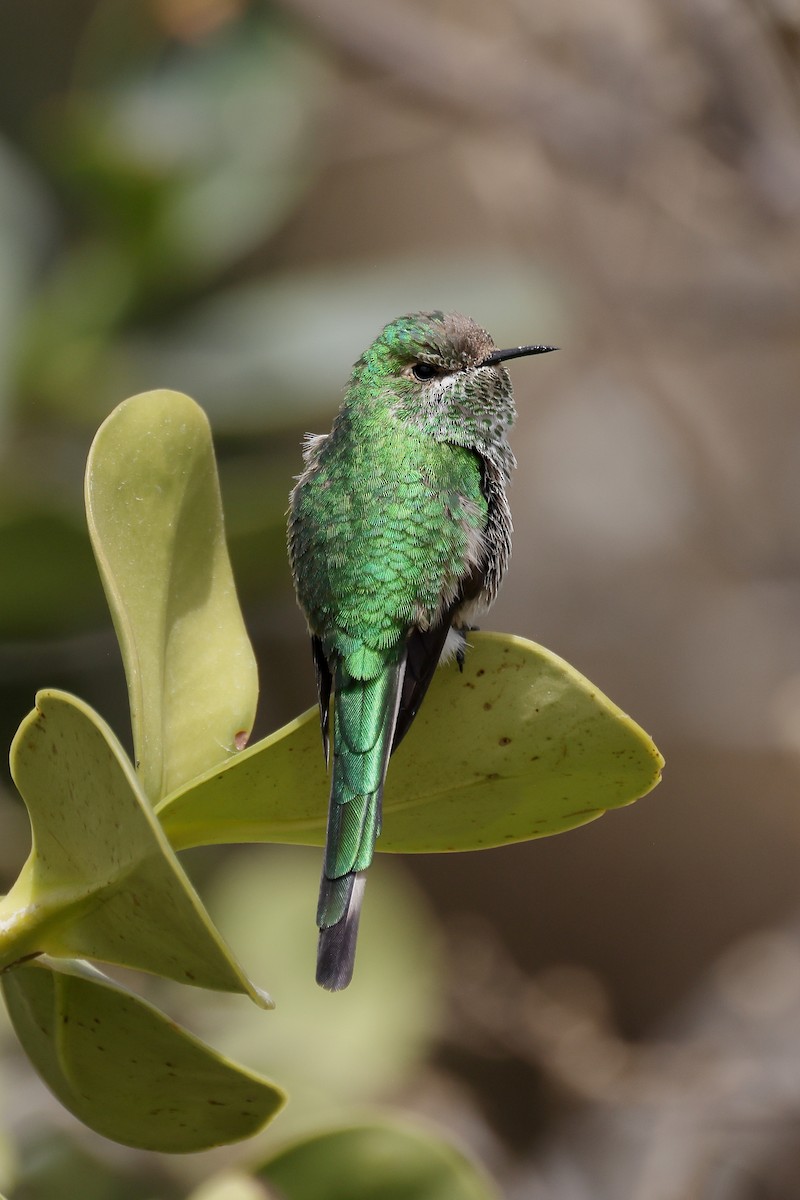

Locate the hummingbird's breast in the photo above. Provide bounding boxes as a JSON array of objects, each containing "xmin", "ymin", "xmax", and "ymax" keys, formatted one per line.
[{"xmin": 288, "ymin": 420, "xmax": 492, "ymax": 654}]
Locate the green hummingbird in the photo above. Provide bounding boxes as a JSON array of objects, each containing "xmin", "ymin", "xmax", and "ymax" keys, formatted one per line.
[{"xmin": 288, "ymin": 311, "xmax": 555, "ymax": 990}]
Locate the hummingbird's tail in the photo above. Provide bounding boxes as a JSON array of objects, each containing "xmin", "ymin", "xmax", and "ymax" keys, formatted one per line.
[
  {"xmin": 316, "ymin": 873, "xmax": 366, "ymax": 990},
  {"xmin": 315, "ymin": 657, "xmax": 404, "ymax": 990}
]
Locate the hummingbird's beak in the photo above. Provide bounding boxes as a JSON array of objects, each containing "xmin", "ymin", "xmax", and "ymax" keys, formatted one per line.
[{"xmin": 481, "ymin": 344, "xmax": 558, "ymax": 366}]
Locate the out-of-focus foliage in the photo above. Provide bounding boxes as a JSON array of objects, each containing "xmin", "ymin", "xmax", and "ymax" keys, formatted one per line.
[
  {"xmin": 1, "ymin": 2, "xmax": 330, "ymax": 644},
  {"xmin": 18, "ymin": 10, "xmax": 327, "ymax": 420},
  {"xmin": 194, "ymin": 846, "xmax": 442, "ymax": 1128},
  {"xmin": 2, "ymin": 0, "xmax": 800, "ymax": 1196},
  {"xmin": 252, "ymin": 1119, "xmax": 500, "ymax": 1200},
  {"xmin": 186, "ymin": 1116, "xmax": 502, "ymax": 1200}
]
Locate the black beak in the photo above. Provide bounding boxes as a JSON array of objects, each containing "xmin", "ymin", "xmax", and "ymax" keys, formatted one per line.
[{"xmin": 481, "ymin": 344, "xmax": 558, "ymax": 366}]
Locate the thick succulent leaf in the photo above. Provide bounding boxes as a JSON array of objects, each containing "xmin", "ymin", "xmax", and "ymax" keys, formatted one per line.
[
  {"xmin": 85, "ymin": 388, "xmax": 258, "ymax": 802},
  {"xmin": 158, "ymin": 633, "xmax": 663, "ymax": 852},
  {"xmin": 0, "ymin": 690, "xmax": 269, "ymax": 1006},
  {"xmin": 254, "ymin": 1120, "xmax": 498, "ymax": 1200},
  {"xmin": 1, "ymin": 958, "xmax": 285, "ymax": 1153}
]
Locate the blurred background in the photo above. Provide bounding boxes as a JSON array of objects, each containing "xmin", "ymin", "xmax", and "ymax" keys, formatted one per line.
[{"xmin": 1, "ymin": 0, "xmax": 800, "ymax": 1196}]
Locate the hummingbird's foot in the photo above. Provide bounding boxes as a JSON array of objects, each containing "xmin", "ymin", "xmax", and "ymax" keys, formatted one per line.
[{"xmin": 451, "ymin": 625, "xmax": 480, "ymax": 672}]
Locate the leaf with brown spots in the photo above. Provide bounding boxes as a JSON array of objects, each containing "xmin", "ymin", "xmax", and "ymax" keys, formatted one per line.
[
  {"xmin": 0, "ymin": 691, "xmax": 270, "ymax": 1006},
  {"xmin": 158, "ymin": 633, "xmax": 664, "ymax": 853},
  {"xmin": 2, "ymin": 957, "xmax": 284, "ymax": 1152}
]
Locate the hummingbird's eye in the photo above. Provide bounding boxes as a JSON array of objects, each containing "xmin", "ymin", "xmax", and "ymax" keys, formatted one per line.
[{"xmin": 411, "ymin": 362, "xmax": 437, "ymax": 381}]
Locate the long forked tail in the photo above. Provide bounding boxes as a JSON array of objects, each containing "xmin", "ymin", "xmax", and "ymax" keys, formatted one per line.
[{"xmin": 315, "ymin": 657, "xmax": 404, "ymax": 990}]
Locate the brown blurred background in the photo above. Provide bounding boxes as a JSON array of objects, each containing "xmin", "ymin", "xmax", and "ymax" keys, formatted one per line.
[{"xmin": 1, "ymin": 1, "xmax": 800, "ymax": 1197}]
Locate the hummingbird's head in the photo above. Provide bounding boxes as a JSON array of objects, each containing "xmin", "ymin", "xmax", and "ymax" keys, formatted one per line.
[{"xmin": 350, "ymin": 311, "xmax": 555, "ymax": 457}]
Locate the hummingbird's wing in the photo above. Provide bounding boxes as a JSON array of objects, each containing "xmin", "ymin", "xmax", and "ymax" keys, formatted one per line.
[
  {"xmin": 392, "ymin": 557, "xmax": 488, "ymax": 750},
  {"xmin": 391, "ymin": 616, "xmax": 456, "ymax": 751},
  {"xmin": 311, "ymin": 634, "xmax": 332, "ymax": 764},
  {"xmin": 389, "ymin": 447, "xmax": 512, "ymax": 751}
]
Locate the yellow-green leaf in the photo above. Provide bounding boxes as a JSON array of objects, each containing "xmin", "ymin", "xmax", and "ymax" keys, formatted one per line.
[
  {"xmin": 157, "ymin": 633, "xmax": 663, "ymax": 852},
  {"xmin": 2, "ymin": 958, "xmax": 285, "ymax": 1153},
  {"xmin": 85, "ymin": 389, "xmax": 258, "ymax": 802},
  {"xmin": 254, "ymin": 1119, "xmax": 499, "ymax": 1200},
  {"xmin": 0, "ymin": 690, "xmax": 269, "ymax": 1006}
]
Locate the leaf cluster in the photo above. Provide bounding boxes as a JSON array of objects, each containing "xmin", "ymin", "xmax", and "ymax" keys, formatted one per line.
[{"xmin": 0, "ymin": 391, "xmax": 662, "ymax": 1193}]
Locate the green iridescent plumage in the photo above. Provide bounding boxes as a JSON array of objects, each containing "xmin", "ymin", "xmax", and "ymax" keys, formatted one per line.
[{"xmin": 288, "ymin": 311, "xmax": 554, "ymax": 989}]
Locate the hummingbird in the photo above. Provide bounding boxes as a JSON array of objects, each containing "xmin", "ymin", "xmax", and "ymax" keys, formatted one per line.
[{"xmin": 288, "ymin": 311, "xmax": 555, "ymax": 990}]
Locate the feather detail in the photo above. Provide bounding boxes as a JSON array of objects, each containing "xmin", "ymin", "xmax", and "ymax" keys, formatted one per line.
[
  {"xmin": 314, "ymin": 654, "xmax": 406, "ymax": 986},
  {"xmin": 311, "ymin": 635, "xmax": 332, "ymax": 764},
  {"xmin": 316, "ymin": 874, "xmax": 366, "ymax": 991}
]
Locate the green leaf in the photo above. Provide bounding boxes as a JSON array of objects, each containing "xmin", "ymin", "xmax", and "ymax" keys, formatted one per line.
[
  {"xmin": 254, "ymin": 1120, "xmax": 499, "ymax": 1200},
  {"xmin": 157, "ymin": 633, "xmax": 663, "ymax": 853},
  {"xmin": 85, "ymin": 389, "xmax": 258, "ymax": 802},
  {"xmin": 1, "ymin": 958, "xmax": 285, "ymax": 1153},
  {"xmin": 0, "ymin": 690, "xmax": 269, "ymax": 1006}
]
